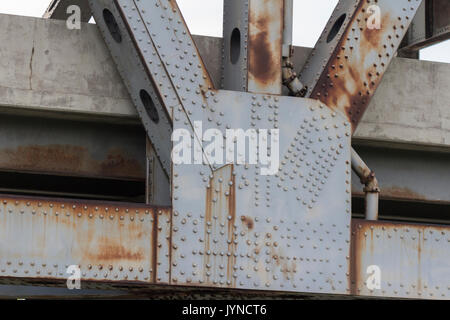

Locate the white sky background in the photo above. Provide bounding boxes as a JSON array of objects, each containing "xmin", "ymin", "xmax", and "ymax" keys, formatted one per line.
[{"xmin": 0, "ymin": 0, "xmax": 448, "ymax": 63}]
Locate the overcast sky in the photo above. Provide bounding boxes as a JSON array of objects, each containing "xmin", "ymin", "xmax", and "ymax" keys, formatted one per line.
[{"xmin": 0, "ymin": 0, "xmax": 448, "ymax": 63}]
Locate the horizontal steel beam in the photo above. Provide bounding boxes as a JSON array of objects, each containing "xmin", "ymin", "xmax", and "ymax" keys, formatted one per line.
[
  {"xmin": 352, "ymin": 145, "xmax": 450, "ymax": 205},
  {"xmin": 351, "ymin": 219, "xmax": 450, "ymax": 299},
  {"xmin": 0, "ymin": 14, "xmax": 448, "ymax": 152},
  {"xmin": 0, "ymin": 14, "xmax": 448, "ymax": 207},
  {"xmin": 0, "ymin": 114, "xmax": 146, "ymax": 182},
  {"xmin": 1, "ymin": 113, "xmax": 449, "ymax": 207},
  {"xmin": 1, "ymin": 193, "xmax": 448, "ymax": 299},
  {"xmin": 0, "ymin": 194, "xmax": 171, "ymax": 287}
]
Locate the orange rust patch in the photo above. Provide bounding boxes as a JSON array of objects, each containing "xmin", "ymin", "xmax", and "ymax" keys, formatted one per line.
[
  {"xmin": 249, "ymin": 31, "xmax": 278, "ymax": 85},
  {"xmin": 0, "ymin": 145, "xmax": 144, "ymax": 180},
  {"xmin": 240, "ymin": 215, "xmax": 254, "ymax": 230},
  {"xmin": 310, "ymin": 4, "xmax": 399, "ymax": 132},
  {"xmin": 88, "ymin": 243, "xmax": 144, "ymax": 261},
  {"xmin": 248, "ymin": 0, "xmax": 283, "ymax": 90}
]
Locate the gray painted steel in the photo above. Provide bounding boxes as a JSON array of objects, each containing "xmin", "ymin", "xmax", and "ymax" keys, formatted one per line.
[
  {"xmin": 88, "ymin": 0, "xmax": 174, "ymax": 177},
  {"xmin": 44, "ymin": 0, "xmax": 92, "ymax": 22},
  {"xmin": 171, "ymin": 92, "xmax": 352, "ymax": 293},
  {"xmin": 352, "ymin": 219, "xmax": 450, "ymax": 299},
  {"xmin": 88, "ymin": 0, "xmax": 353, "ymax": 294},
  {"xmin": 222, "ymin": 0, "xmax": 250, "ymax": 92}
]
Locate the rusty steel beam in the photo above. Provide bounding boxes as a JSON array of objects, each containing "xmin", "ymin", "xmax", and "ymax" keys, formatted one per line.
[
  {"xmin": 222, "ymin": 0, "xmax": 284, "ymax": 94},
  {"xmin": 351, "ymin": 219, "xmax": 450, "ymax": 299},
  {"xmin": 0, "ymin": 194, "xmax": 171, "ymax": 286},
  {"xmin": 247, "ymin": 0, "xmax": 284, "ymax": 94},
  {"xmin": 299, "ymin": 0, "xmax": 423, "ymax": 133},
  {"xmin": 43, "ymin": 0, "xmax": 92, "ymax": 22},
  {"xmin": 0, "ymin": 114, "xmax": 146, "ymax": 182}
]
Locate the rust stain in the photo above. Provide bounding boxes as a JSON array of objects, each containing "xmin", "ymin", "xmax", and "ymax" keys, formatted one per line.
[
  {"xmin": 204, "ymin": 176, "xmax": 213, "ymax": 257},
  {"xmin": 88, "ymin": 243, "xmax": 143, "ymax": 261},
  {"xmin": 152, "ymin": 209, "xmax": 159, "ymax": 283},
  {"xmin": 249, "ymin": 30, "xmax": 278, "ymax": 85},
  {"xmin": 240, "ymin": 215, "xmax": 254, "ymax": 230},
  {"xmin": 310, "ymin": 2, "xmax": 401, "ymax": 133},
  {"xmin": 227, "ymin": 166, "xmax": 236, "ymax": 285},
  {"xmin": 203, "ymin": 165, "xmax": 236, "ymax": 287},
  {"xmin": 248, "ymin": 0, "xmax": 283, "ymax": 89},
  {"xmin": 0, "ymin": 145, "xmax": 144, "ymax": 180},
  {"xmin": 381, "ymin": 186, "xmax": 427, "ymax": 202},
  {"xmin": 0, "ymin": 194, "xmax": 171, "ymax": 285}
]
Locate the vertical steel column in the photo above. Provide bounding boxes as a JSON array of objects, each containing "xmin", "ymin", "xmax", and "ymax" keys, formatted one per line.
[
  {"xmin": 222, "ymin": 0, "xmax": 284, "ymax": 95},
  {"xmin": 222, "ymin": 0, "xmax": 249, "ymax": 92}
]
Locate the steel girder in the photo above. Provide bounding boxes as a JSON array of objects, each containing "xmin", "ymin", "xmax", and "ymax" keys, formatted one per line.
[
  {"xmin": 298, "ymin": 0, "xmax": 423, "ymax": 133},
  {"xmin": 2, "ymin": 0, "xmax": 447, "ymax": 300},
  {"xmin": 86, "ymin": 0, "xmax": 353, "ymax": 294}
]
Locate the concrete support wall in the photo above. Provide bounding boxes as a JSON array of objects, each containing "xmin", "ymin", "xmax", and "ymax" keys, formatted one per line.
[{"xmin": 0, "ymin": 14, "xmax": 449, "ymax": 151}]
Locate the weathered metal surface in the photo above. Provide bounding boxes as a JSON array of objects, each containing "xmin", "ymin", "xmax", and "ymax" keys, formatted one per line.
[
  {"xmin": 299, "ymin": 0, "xmax": 423, "ymax": 133},
  {"xmin": 44, "ymin": 0, "xmax": 92, "ymax": 22},
  {"xmin": 88, "ymin": 0, "xmax": 175, "ymax": 177},
  {"xmin": 1, "ymin": 14, "xmax": 449, "ymax": 152},
  {"xmin": 89, "ymin": 0, "xmax": 217, "ymax": 178},
  {"xmin": 171, "ymin": 91, "xmax": 352, "ymax": 293},
  {"xmin": 247, "ymin": 0, "xmax": 284, "ymax": 95},
  {"xmin": 222, "ymin": 0, "xmax": 250, "ymax": 91},
  {"xmin": 401, "ymin": 0, "xmax": 450, "ymax": 52},
  {"xmin": 222, "ymin": 0, "xmax": 284, "ymax": 94},
  {"xmin": 0, "ymin": 194, "xmax": 171, "ymax": 286},
  {"xmin": 351, "ymin": 145, "xmax": 450, "ymax": 205},
  {"xmin": 1, "ymin": 0, "xmax": 442, "ymax": 301},
  {"xmin": 351, "ymin": 219, "xmax": 450, "ymax": 299},
  {"xmin": 0, "ymin": 114, "xmax": 146, "ymax": 181}
]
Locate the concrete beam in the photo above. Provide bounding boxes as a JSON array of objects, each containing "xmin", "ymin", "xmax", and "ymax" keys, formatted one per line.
[{"xmin": 0, "ymin": 14, "xmax": 449, "ymax": 152}]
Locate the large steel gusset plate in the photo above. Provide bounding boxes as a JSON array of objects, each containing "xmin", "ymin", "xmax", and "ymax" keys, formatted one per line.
[{"xmin": 171, "ymin": 91, "xmax": 353, "ymax": 294}]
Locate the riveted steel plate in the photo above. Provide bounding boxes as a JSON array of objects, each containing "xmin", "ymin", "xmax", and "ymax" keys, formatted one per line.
[
  {"xmin": 89, "ymin": 0, "xmax": 216, "ymax": 176},
  {"xmin": 171, "ymin": 90, "xmax": 353, "ymax": 294},
  {"xmin": 0, "ymin": 195, "xmax": 171, "ymax": 285},
  {"xmin": 299, "ymin": 0, "xmax": 423, "ymax": 132},
  {"xmin": 351, "ymin": 219, "xmax": 450, "ymax": 299}
]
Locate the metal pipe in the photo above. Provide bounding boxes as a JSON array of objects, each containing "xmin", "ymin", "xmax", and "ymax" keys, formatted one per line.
[
  {"xmin": 351, "ymin": 148, "xmax": 380, "ymax": 221},
  {"xmin": 283, "ymin": 0, "xmax": 293, "ymax": 56},
  {"xmin": 281, "ymin": 0, "xmax": 306, "ymax": 96}
]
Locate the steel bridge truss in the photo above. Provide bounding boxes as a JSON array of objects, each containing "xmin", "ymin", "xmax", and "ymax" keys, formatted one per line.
[{"xmin": 0, "ymin": 0, "xmax": 448, "ymax": 299}]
